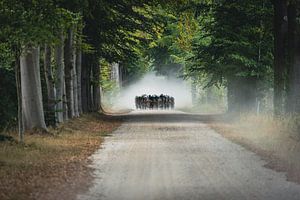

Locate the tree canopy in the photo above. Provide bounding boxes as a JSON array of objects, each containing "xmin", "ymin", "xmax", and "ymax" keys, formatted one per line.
[{"xmin": 1, "ymin": 0, "xmax": 300, "ymax": 137}]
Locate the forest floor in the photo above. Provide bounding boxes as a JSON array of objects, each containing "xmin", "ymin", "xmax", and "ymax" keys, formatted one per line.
[
  {"xmin": 209, "ymin": 114, "xmax": 300, "ymax": 184},
  {"xmin": 0, "ymin": 113, "xmax": 122, "ymax": 200}
]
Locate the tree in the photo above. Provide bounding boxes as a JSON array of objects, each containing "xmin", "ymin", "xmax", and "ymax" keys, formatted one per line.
[
  {"xmin": 0, "ymin": 44, "xmax": 18, "ymax": 131},
  {"xmin": 0, "ymin": 0, "xmax": 77, "ymax": 135},
  {"xmin": 286, "ymin": 1, "xmax": 300, "ymax": 114},
  {"xmin": 76, "ymin": 27, "xmax": 83, "ymax": 115},
  {"xmin": 21, "ymin": 46, "xmax": 47, "ymax": 131},
  {"xmin": 64, "ymin": 28, "xmax": 75, "ymax": 118},
  {"xmin": 44, "ymin": 44, "xmax": 56, "ymax": 126},
  {"xmin": 80, "ymin": 0, "xmax": 159, "ymax": 111},
  {"xmin": 273, "ymin": 0, "xmax": 288, "ymax": 116},
  {"xmin": 186, "ymin": 0, "xmax": 273, "ymax": 113},
  {"xmin": 54, "ymin": 31, "xmax": 65, "ymax": 123}
]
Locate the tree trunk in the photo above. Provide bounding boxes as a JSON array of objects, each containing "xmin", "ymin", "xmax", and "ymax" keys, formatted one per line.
[
  {"xmin": 81, "ymin": 53, "xmax": 92, "ymax": 113},
  {"xmin": 242, "ymin": 77, "xmax": 258, "ymax": 112},
  {"xmin": 92, "ymin": 59, "xmax": 101, "ymax": 112},
  {"xmin": 20, "ymin": 45, "xmax": 47, "ymax": 131},
  {"xmin": 290, "ymin": 46, "xmax": 300, "ymax": 114},
  {"xmin": 15, "ymin": 50, "xmax": 23, "ymax": 142},
  {"xmin": 286, "ymin": 2, "xmax": 297, "ymax": 113},
  {"xmin": 287, "ymin": 2, "xmax": 300, "ymax": 114},
  {"xmin": 118, "ymin": 63, "xmax": 128, "ymax": 87},
  {"xmin": 273, "ymin": 0, "xmax": 288, "ymax": 116},
  {"xmin": 76, "ymin": 47, "xmax": 82, "ymax": 115},
  {"xmin": 111, "ymin": 62, "xmax": 121, "ymax": 88},
  {"xmin": 72, "ymin": 44, "xmax": 79, "ymax": 117},
  {"xmin": 81, "ymin": 61, "xmax": 88, "ymax": 113},
  {"xmin": 63, "ymin": 81, "xmax": 68, "ymax": 121},
  {"xmin": 206, "ymin": 86, "xmax": 213, "ymax": 104},
  {"xmin": 191, "ymin": 77, "xmax": 197, "ymax": 106},
  {"xmin": 119, "ymin": 64, "xmax": 124, "ymax": 88},
  {"xmin": 54, "ymin": 32, "xmax": 65, "ymax": 123},
  {"xmin": 44, "ymin": 45, "xmax": 56, "ymax": 126},
  {"xmin": 227, "ymin": 76, "xmax": 258, "ymax": 114},
  {"xmin": 227, "ymin": 77, "xmax": 240, "ymax": 114},
  {"xmin": 64, "ymin": 28, "xmax": 75, "ymax": 118}
]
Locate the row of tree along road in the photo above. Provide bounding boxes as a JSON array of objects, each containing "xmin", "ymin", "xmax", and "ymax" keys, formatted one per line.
[
  {"xmin": 1, "ymin": 1, "xmax": 300, "ymax": 142},
  {"xmin": 0, "ymin": 1, "xmax": 159, "ymax": 142}
]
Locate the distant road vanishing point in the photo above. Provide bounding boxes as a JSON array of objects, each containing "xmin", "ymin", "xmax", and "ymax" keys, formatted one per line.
[{"xmin": 77, "ymin": 110, "xmax": 300, "ymax": 200}]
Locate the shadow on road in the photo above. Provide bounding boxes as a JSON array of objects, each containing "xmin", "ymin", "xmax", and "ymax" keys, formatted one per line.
[{"xmin": 101, "ymin": 111, "xmax": 225, "ymax": 124}]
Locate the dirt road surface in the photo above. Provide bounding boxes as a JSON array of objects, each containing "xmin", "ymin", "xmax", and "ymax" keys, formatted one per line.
[{"xmin": 77, "ymin": 111, "xmax": 300, "ymax": 200}]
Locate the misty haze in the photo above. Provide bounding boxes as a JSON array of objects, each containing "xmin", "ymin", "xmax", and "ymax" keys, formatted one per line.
[{"xmin": 110, "ymin": 72, "xmax": 192, "ymax": 110}]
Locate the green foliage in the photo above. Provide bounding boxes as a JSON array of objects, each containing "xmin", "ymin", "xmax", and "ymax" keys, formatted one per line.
[
  {"xmin": 100, "ymin": 60, "xmax": 117, "ymax": 93},
  {"xmin": 1, "ymin": 0, "xmax": 58, "ymax": 45},
  {"xmin": 122, "ymin": 53, "xmax": 152, "ymax": 85},
  {"xmin": 82, "ymin": 1, "xmax": 159, "ymax": 61},
  {"xmin": 0, "ymin": 68, "xmax": 17, "ymax": 130},
  {"xmin": 0, "ymin": 0, "xmax": 87, "ymax": 130},
  {"xmin": 188, "ymin": 0, "xmax": 274, "ymax": 86},
  {"xmin": 0, "ymin": 0, "xmax": 281, "ymax": 125},
  {"xmin": 0, "ymin": 43, "xmax": 16, "ymax": 130},
  {"xmin": 145, "ymin": 0, "xmax": 274, "ymax": 91},
  {"xmin": 0, "ymin": 43, "xmax": 13, "ymax": 70},
  {"xmin": 147, "ymin": 4, "xmax": 200, "ymax": 78}
]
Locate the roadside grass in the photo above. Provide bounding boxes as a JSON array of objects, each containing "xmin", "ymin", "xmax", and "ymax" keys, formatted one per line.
[
  {"xmin": 210, "ymin": 113, "xmax": 300, "ymax": 183},
  {"xmin": 179, "ymin": 104, "xmax": 226, "ymax": 114},
  {"xmin": 101, "ymin": 98, "xmax": 133, "ymax": 115},
  {"xmin": 0, "ymin": 113, "xmax": 121, "ymax": 200}
]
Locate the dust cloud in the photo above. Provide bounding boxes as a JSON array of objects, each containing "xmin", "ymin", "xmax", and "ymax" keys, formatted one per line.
[{"xmin": 111, "ymin": 72, "xmax": 192, "ymax": 110}]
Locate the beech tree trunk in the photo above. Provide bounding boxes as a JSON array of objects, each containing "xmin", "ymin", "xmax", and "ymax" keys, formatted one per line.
[
  {"xmin": 54, "ymin": 32, "xmax": 65, "ymax": 123},
  {"xmin": 119, "ymin": 64, "xmax": 124, "ymax": 88},
  {"xmin": 273, "ymin": 0, "xmax": 288, "ymax": 116},
  {"xmin": 206, "ymin": 86, "xmax": 213, "ymax": 104},
  {"xmin": 64, "ymin": 28, "xmax": 75, "ymax": 118},
  {"xmin": 81, "ymin": 62, "xmax": 88, "ymax": 113},
  {"xmin": 81, "ymin": 52, "xmax": 101, "ymax": 113},
  {"xmin": 82, "ymin": 53, "xmax": 94, "ymax": 113},
  {"xmin": 227, "ymin": 76, "xmax": 258, "ymax": 114},
  {"xmin": 72, "ymin": 45, "xmax": 79, "ymax": 117},
  {"xmin": 15, "ymin": 50, "xmax": 23, "ymax": 142},
  {"xmin": 286, "ymin": 2, "xmax": 297, "ymax": 113},
  {"xmin": 63, "ymin": 81, "xmax": 68, "ymax": 121},
  {"xmin": 20, "ymin": 46, "xmax": 47, "ymax": 131},
  {"xmin": 119, "ymin": 63, "xmax": 129, "ymax": 87},
  {"xmin": 227, "ymin": 78, "xmax": 236, "ymax": 113},
  {"xmin": 287, "ymin": 2, "xmax": 300, "ymax": 114},
  {"xmin": 76, "ymin": 48, "xmax": 82, "ymax": 115},
  {"xmin": 92, "ymin": 60, "xmax": 101, "ymax": 112},
  {"xmin": 290, "ymin": 45, "xmax": 300, "ymax": 114},
  {"xmin": 191, "ymin": 77, "xmax": 197, "ymax": 106},
  {"xmin": 111, "ymin": 63, "xmax": 121, "ymax": 88},
  {"xmin": 44, "ymin": 45, "xmax": 56, "ymax": 126},
  {"xmin": 81, "ymin": 53, "xmax": 90, "ymax": 113}
]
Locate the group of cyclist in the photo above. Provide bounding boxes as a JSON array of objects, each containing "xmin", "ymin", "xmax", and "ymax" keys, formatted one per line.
[{"xmin": 135, "ymin": 94, "xmax": 175, "ymax": 110}]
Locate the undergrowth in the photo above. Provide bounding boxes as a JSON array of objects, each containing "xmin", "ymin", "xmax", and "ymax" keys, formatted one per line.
[{"xmin": 0, "ymin": 113, "xmax": 121, "ymax": 200}]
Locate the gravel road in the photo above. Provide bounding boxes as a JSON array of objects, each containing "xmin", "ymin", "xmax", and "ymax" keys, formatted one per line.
[{"xmin": 77, "ymin": 111, "xmax": 300, "ymax": 200}]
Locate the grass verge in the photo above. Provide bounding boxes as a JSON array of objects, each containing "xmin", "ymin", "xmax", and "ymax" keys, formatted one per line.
[
  {"xmin": 0, "ymin": 113, "xmax": 121, "ymax": 200},
  {"xmin": 178, "ymin": 104, "xmax": 226, "ymax": 115},
  {"xmin": 209, "ymin": 114, "xmax": 300, "ymax": 183}
]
